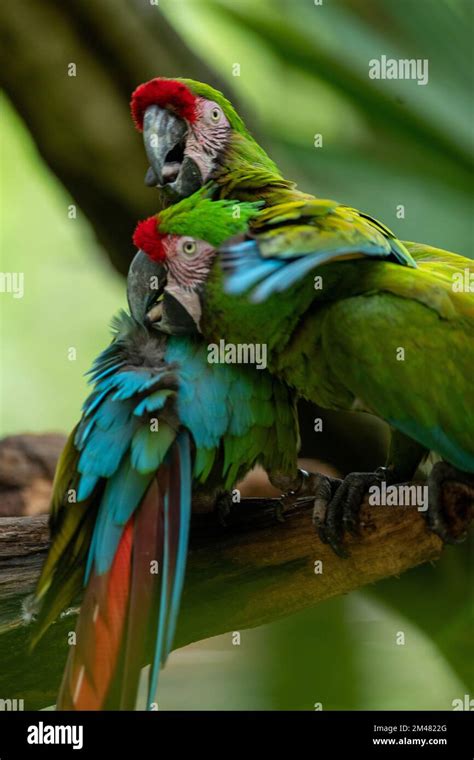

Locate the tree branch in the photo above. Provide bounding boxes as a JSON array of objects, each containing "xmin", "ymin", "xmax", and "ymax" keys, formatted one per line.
[{"xmin": 0, "ymin": 482, "xmax": 471, "ymax": 708}]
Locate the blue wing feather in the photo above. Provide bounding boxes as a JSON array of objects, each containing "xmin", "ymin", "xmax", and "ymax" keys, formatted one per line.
[
  {"xmin": 221, "ymin": 215, "xmax": 416, "ymax": 301},
  {"xmin": 147, "ymin": 431, "xmax": 192, "ymax": 707},
  {"xmin": 165, "ymin": 431, "xmax": 192, "ymax": 657}
]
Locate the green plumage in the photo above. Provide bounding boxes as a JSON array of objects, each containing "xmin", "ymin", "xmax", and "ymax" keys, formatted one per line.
[
  {"xmin": 158, "ymin": 187, "xmax": 262, "ymax": 247},
  {"xmin": 248, "ymin": 199, "xmax": 415, "ymax": 266},
  {"xmin": 148, "ymin": 181, "xmax": 473, "ymax": 475},
  {"xmin": 211, "ymin": 238, "xmax": 474, "ymax": 473}
]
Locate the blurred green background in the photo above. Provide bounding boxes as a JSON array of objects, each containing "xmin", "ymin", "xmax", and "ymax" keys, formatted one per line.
[{"xmin": 1, "ymin": 0, "xmax": 472, "ymax": 709}]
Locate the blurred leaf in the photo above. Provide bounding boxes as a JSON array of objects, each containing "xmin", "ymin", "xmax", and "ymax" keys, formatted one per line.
[
  {"xmin": 369, "ymin": 539, "xmax": 474, "ymax": 692},
  {"xmin": 267, "ymin": 137, "xmax": 473, "ymax": 256},
  {"xmin": 210, "ymin": 0, "xmax": 473, "ymax": 177},
  {"xmin": 0, "ymin": 96, "xmax": 125, "ymax": 437},
  {"xmin": 262, "ymin": 597, "xmax": 360, "ymax": 709}
]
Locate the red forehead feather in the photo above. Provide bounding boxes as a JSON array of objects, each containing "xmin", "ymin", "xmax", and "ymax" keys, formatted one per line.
[
  {"xmin": 130, "ymin": 79, "xmax": 197, "ymax": 131},
  {"xmin": 133, "ymin": 217, "xmax": 167, "ymax": 262}
]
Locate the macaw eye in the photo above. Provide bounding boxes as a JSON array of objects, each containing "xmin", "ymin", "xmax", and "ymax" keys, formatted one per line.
[
  {"xmin": 210, "ymin": 106, "xmax": 221, "ymax": 122},
  {"xmin": 182, "ymin": 239, "xmax": 197, "ymax": 256}
]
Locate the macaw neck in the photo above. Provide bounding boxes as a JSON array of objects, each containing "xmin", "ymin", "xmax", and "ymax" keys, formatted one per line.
[
  {"xmin": 215, "ymin": 132, "xmax": 312, "ymax": 204},
  {"xmin": 201, "ymin": 261, "xmax": 317, "ymax": 370}
]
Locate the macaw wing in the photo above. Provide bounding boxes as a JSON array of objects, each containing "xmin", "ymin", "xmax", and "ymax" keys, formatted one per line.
[
  {"xmin": 221, "ymin": 199, "xmax": 415, "ymax": 303},
  {"xmin": 322, "ymin": 287, "xmax": 474, "ymax": 472}
]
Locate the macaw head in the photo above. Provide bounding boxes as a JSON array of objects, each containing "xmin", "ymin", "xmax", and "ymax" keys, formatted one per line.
[
  {"xmin": 127, "ymin": 188, "xmax": 261, "ymax": 334},
  {"xmin": 130, "ymin": 77, "xmax": 274, "ymax": 199}
]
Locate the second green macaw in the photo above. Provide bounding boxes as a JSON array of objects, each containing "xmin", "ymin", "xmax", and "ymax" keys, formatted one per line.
[{"xmin": 129, "ymin": 189, "xmax": 474, "ymax": 556}]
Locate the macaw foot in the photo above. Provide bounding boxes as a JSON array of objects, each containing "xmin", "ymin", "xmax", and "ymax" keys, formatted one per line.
[
  {"xmin": 270, "ymin": 468, "xmax": 342, "ymax": 524},
  {"xmin": 315, "ymin": 467, "xmax": 399, "ymax": 558},
  {"xmin": 426, "ymin": 461, "xmax": 474, "ymax": 543}
]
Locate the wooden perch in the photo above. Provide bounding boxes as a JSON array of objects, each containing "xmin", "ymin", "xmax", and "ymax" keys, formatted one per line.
[
  {"xmin": 0, "ymin": 434, "xmax": 66, "ymax": 517},
  {"xmin": 0, "ymin": 479, "xmax": 472, "ymax": 709}
]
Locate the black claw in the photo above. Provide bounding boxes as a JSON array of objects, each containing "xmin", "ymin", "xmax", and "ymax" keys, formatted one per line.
[
  {"xmin": 332, "ymin": 543, "xmax": 350, "ymax": 560},
  {"xmin": 312, "ymin": 502, "xmax": 327, "ymax": 529},
  {"xmin": 318, "ymin": 521, "xmax": 348, "ymax": 557},
  {"xmin": 317, "ymin": 526, "xmax": 329, "ymax": 545},
  {"xmin": 317, "ymin": 471, "xmax": 386, "ymax": 557},
  {"xmin": 311, "ymin": 476, "xmax": 341, "ymax": 531},
  {"xmin": 321, "ymin": 504, "xmax": 344, "ymax": 552}
]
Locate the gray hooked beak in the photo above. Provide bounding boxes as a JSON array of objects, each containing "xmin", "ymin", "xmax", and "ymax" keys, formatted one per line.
[
  {"xmin": 127, "ymin": 250, "xmax": 201, "ymax": 335},
  {"xmin": 143, "ymin": 105, "xmax": 203, "ymax": 198},
  {"xmin": 127, "ymin": 250, "xmax": 167, "ymax": 324}
]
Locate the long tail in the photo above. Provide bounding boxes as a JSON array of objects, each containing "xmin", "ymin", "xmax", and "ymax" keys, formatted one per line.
[
  {"xmin": 56, "ymin": 432, "xmax": 192, "ymax": 710},
  {"xmin": 57, "ymin": 517, "xmax": 134, "ymax": 710},
  {"xmin": 146, "ymin": 431, "xmax": 191, "ymax": 708}
]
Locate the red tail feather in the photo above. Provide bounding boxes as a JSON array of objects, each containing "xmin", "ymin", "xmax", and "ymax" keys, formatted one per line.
[
  {"xmin": 55, "ymin": 437, "xmax": 190, "ymax": 711},
  {"xmin": 57, "ymin": 518, "xmax": 134, "ymax": 710},
  {"xmin": 118, "ymin": 479, "xmax": 165, "ymax": 709}
]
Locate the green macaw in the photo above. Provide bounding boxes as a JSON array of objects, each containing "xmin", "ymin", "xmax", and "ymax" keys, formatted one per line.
[
  {"xmin": 128, "ymin": 190, "xmax": 474, "ymax": 556},
  {"xmin": 31, "ymin": 291, "xmax": 299, "ymax": 709},
  {"xmin": 131, "ymin": 76, "xmax": 290, "ymax": 203}
]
